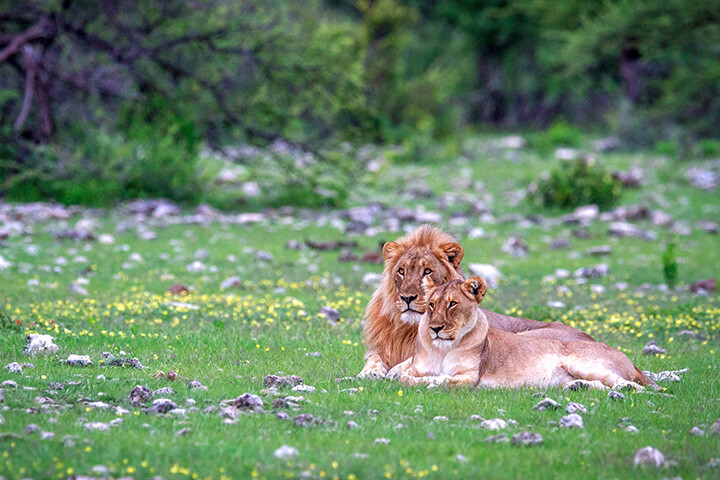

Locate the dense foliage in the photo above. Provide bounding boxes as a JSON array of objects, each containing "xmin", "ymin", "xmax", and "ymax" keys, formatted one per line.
[
  {"xmin": 1, "ymin": 0, "xmax": 718, "ymax": 206},
  {"xmin": 532, "ymin": 157, "xmax": 622, "ymax": 210}
]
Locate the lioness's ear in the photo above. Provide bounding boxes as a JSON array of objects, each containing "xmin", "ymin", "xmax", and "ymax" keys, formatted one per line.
[
  {"xmin": 440, "ymin": 242, "xmax": 464, "ymax": 268},
  {"xmin": 462, "ymin": 276, "xmax": 487, "ymax": 303},
  {"xmin": 382, "ymin": 241, "xmax": 401, "ymax": 261}
]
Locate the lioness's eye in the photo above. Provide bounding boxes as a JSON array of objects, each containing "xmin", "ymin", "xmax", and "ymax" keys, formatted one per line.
[
  {"xmin": 428, "ymin": 302, "xmax": 434, "ymax": 309},
  {"xmin": 398, "ymin": 268, "xmax": 405, "ymax": 275},
  {"xmin": 449, "ymin": 301, "xmax": 457, "ymax": 307},
  {"xmin": 423, "ymin": 268, "xmax": 432, "ymax": 276}
]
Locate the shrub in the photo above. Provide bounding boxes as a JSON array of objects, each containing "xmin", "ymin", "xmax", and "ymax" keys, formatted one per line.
[
  {"xmin": 662, "ymin": 242, "xmax": 678, "ymax": 289},
  {"xmin": 530, "ymin": 119, "xmax": 583, "ymax": 152},
  {"xmin": 240, "ymin": 143, "xmax": 359, "ymax": 209},
  {"xmin": 533, "ymin": 157, "xmax": 622, "ymax": 210},
  {"xmin": 654, "ymin": 140, "xmax": 679, "ymax": 157},
  {"xmin": 697, "ymin": 139, "xmax": 720, "ymax": 158},
  {"xmin": 4, "ymin": 100, "xmax": 204, "ymax": 207}
]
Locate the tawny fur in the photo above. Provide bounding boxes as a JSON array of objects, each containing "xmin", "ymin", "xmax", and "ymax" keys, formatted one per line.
[
  {"xmin": 388, "ymin": 278, "xmax": 656, "ymax": 390},
  {"xmin": 359, "ymin": 225, "xmax": 594, "ymax": 378}
]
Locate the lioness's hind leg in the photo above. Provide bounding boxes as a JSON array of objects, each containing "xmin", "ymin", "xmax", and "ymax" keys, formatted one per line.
[
  {"xmin": 563, "ymin": 359, "xmax": 628, "ymax": 389},
  {"xmin": 563, "ymin": 379, "xmax": 608, "ymax": 391},
  {"xmin": 612, "ymin": 379, "xmax": 645, "ymax": 392}
]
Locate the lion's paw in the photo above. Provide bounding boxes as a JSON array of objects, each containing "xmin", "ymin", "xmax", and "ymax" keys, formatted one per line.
[{"xmin": 358, "ymin": 364, "xmax": 387, "ymax": 379}]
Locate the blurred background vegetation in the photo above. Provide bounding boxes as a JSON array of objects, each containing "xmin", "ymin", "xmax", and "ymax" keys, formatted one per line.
[{"xmin": 1, "ymin": 0, "xmax": 719, "ymax": 208}]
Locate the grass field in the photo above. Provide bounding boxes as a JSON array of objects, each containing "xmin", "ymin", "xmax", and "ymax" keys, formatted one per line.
[{"xmin": 1, "ymin": 137, "xmax": 719, "ymax": 479}]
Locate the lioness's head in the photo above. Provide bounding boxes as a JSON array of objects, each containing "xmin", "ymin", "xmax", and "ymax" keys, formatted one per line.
[
  {"xmin": 422, "ymin": 276, "xmax": 487, "ymax": 348},
  {"xmin": 382, "ymin": 226, "xmax": 464, "ymax": 325}
]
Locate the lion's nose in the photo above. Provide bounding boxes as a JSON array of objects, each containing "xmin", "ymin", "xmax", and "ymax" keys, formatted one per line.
[
  {"xmin": 400, "ymin": 295, "xmax": 417, "ymax": 306},
  {"xmin": 430, "ymin": 325, "xmax": 444, "ymax": 334}
]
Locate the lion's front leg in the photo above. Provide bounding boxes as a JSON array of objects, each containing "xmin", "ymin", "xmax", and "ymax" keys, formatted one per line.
[
  {"xmin": 386, "ymin": 357, "xmax": 413, "ymax": 380},
  {"xmin": 358, "ymin": 353, "xmax": 388, "ymax": 379},
  {"xmin": 447, "ymin": 370, "xmax": 479, "ymax": 387}
]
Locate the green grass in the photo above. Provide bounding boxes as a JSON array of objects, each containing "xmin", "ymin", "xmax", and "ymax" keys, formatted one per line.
[{"xmin": 1, "ymin": 136, "xmax": 719, "ymax": 479}]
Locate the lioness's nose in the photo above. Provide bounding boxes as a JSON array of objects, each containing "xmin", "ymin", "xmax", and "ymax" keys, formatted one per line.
[
  {"xmin": 400, "ymin": 295, "xmax": 417, "ymax": 306},
  {"xmin": 430, "ymin": 325, "xmax": 444, "ymax": 334}
]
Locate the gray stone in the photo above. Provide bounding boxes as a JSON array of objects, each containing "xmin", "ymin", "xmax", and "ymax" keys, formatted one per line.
[
  {"xmin": 643, "ymin": 341, "xmax": 667, "ymax": 356},
  {"xmin": 23, "ymin": 334, "xmax": 59, "ymax": 355},
  {"xmin": 559, "ymin": 414, "xmax": 584, "ymax": 429},
  {"xmin": 633, "ymin": 446, "xmax": 665, "ymax": 467},
  {"xmin": 480, "ymin": 418, "xmax": 507, "ymax": 430},
  {"xmin": 484, "ymin": 434, "xmax": 509, "ymax": 444},
  {"xmin": 318, "ymin": 306, "xmax": 340, "ymax": 322},
  {"xmin": 511, "ymin": 432, "xmax": 543, "ymax": 446},
  {"xmin": 5, "ymin": 362, "xmax": 22, "ymax": 373},
  {"xmin": 565, "ymin": 402, "xmax": 588, "ymax": 414},
  {"xmin": 150, "ymin": 398, "xmax": 178, "ymax": 414},
  {"xmin": 63, "ymin": 354, "xmax": 92, "ymax": 367},
  {"xmin": 274, "ymin": 445, "xmax": 299, "ymax": 459},
  {"xmin": 129, "ymin": 385, "xmax": 153, "ymax": 403},
  {"xmin": 235, "ymin": 393, "xmax": 263, "ymax": 410},
  {"xmin": 468, "ymin": 264, "xmax": 502, "ymax": 288},
  {"xmin": 533, "ymin": 397, "xmax": 560, "ymax": 411}
]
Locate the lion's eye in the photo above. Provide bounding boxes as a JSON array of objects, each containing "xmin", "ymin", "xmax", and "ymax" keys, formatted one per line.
[
  {"xmin": 428, "ymin": 302, "xmax": 434, "ymax": 309},
  {"xmin": 398, "ymin": 268, "xmax": 405, "ymax": 275},
  {"xmin": 449, "ymin": 301, "xmax": 457, "ymax": 307},
  {"xmin": 423, "ymin": 268, "xmax": 432, "ymax": 276}
]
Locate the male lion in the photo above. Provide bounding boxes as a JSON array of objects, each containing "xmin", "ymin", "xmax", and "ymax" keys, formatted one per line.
[
  {"xmin": 358, "ymin": 225, "xmax": 593, "ymax": 378},
  {"xmin": 387, "ymin": 276, "xmax": 656, "ymax": 390}
]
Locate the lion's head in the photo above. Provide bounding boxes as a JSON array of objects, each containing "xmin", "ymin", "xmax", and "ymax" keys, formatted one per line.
[
  {"xmin": 422, "ymin": 276, "xmax": 487, "ymax": 349},
  {"xmin": 378, "ymin": 225, "xmax": 464, "ymax": 325}
]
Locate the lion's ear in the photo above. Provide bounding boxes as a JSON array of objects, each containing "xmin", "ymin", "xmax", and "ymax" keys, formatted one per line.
[
  {"xmin": 382, "ymin": 241, "xmax": 401, "ymax": 261},
  {"xmin": 440, "ymin": 242, "xmax": 464, "ymax": 268},
  {"xmin": 462, "ymin": 276, "xmax": 487, "ymax": 303}
]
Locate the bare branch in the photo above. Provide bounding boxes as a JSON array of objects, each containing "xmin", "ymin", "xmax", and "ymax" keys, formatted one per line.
[{"xmin": 0, "ymin": 16, "xmax": 53, "ymax": 63}]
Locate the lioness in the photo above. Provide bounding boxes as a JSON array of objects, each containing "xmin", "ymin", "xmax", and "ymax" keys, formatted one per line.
[
  {"xmin": 388, "ymin": 276, "xmax": 656, "ymax": 390},
  {"xmin": 358, "ymin": 225, "xmax": 593, "ymax": 378}
]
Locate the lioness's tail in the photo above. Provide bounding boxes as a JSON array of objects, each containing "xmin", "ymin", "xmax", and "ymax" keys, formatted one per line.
[{"xmin": 634, "ymin": 367, "xmax": 657, "ymax": 387}]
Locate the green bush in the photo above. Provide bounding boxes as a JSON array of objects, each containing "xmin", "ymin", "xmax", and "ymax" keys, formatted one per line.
[
  {"xmin": 533, "ymin": 157, "xmax": 622, "ymax": 210},
  {"xmin": 654, "ymin": 140, "xmax": 679, "ymax": 157},
  {"xmin": 4, "ymin": 98, "xmax": 204, "ymax": 207},
  {"xmin": 662, "ymin": 241, "xmax": 678, "ymax": 289},
  {"xmin": 241, "ymin": 145, "xmax": 358, "ymax": 209},
  {"xmin": 529, "ymin": 120, "xmax": 583, "ymax": 152},
  {"xmin": 698, "ymin": 139, "xmax": 720, "ymax": 158}
]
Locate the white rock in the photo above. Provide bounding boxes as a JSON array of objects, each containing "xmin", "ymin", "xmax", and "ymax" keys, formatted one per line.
[
  {"xmin": 83, "ymin": 422, "xmax": 111, "ymax": 431},
  {"xmin": 633, "ymin": 446, "xmax": 665, "ymax": 467},
  {"xmin": 362, "ymin": 272, "xmax": 383, "ymax": 286},
  {"xmin": 468, "ymin": 264, "xmax": 502, "ymax": 288},
  {"xmin": 274, "ymin": 445, "xmax": 299, "ymax": 460},
  {"xmin": 573, "ymin": 204, "xmax": 599, "ymax": 222},
  {"xmin": 555, "ymin": 148, "xmax": 578, "ymax": 160},
  {"xmin": 64, "ymin": 354, "xmax": 93, "ymax": 367},
  {"xmin": 480, "ymin": 418, "xmax": 507, "ymax": 430},
  {"xmin": 0, "ymin": 255, "xmax": 12, "ymax": 270},
  {"xmin": 98, "ymin": 234, "xmax": 115, "ymax": 244},
  {"xmin": 559, "ymin": 414, "xmax": 584, "ymax": 429},
  {"xmin": 186, "ymin": 261, "xmax": 207, "ymax": 272},
  {"xmin": 220, "ymin": 276, "xmax": 242, "ymax": 289},
  {"xmin": 23, "ymin": 334, "xmax": 59, "ymax": 355},
  {"xmin": 5, "ymin": 362, "xmax": 22, "ymax": 373},
  {"xmin": 291, "ymin": 384, "xmax": 316, "ymax": 393}
]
